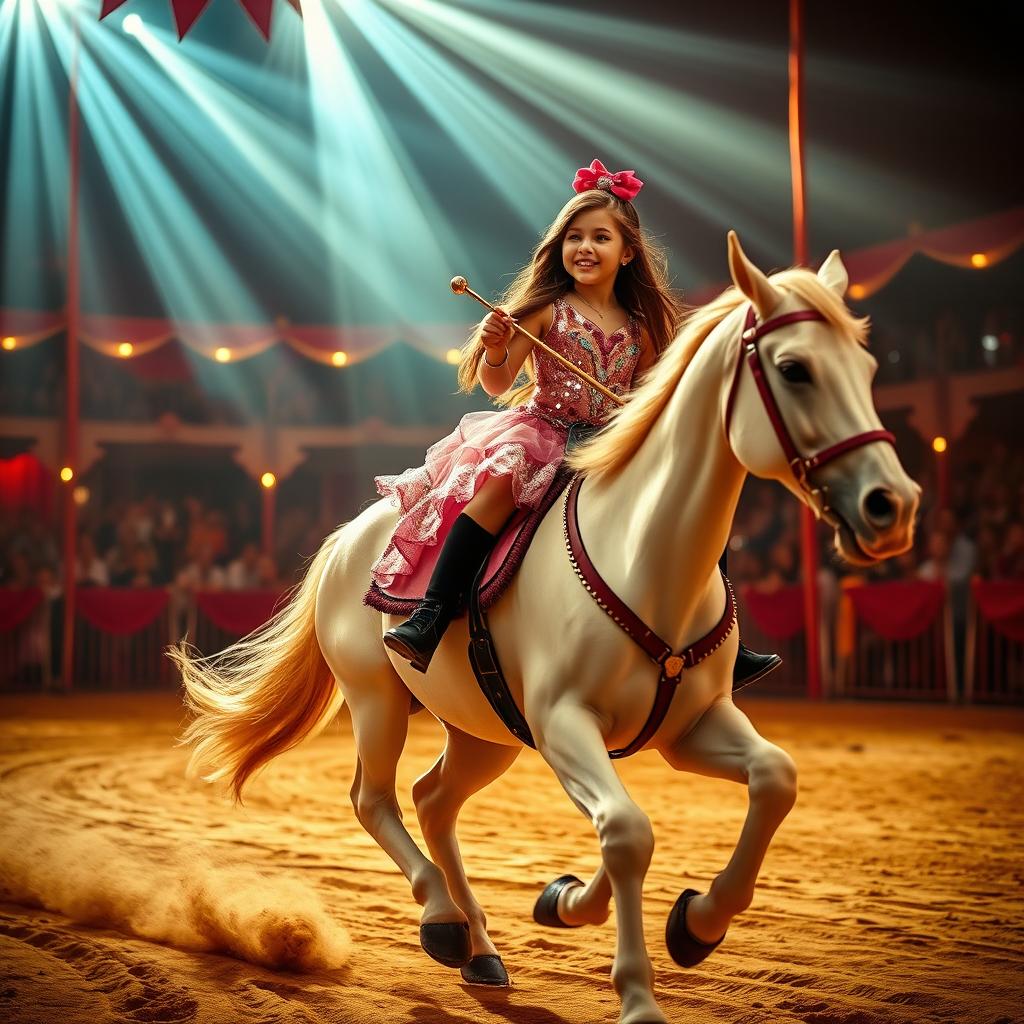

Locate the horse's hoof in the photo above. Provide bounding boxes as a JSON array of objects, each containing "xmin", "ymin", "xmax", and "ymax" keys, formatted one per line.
[
  {"xmin": 665, "ymin": 889, "xmax": 726, "ymax": 967},
  {"xmin": 419, "ymin": 921, "xmax": 471, "ymax": 967},
  {"xmin": 460, "ymin": 954, "xmax": 510, "ymax": 987},
  {"xmin": 533, "ymin": 874, "xmax": 585, "ymax": 928}
]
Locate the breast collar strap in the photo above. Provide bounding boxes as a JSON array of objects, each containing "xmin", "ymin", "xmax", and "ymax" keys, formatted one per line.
[
  {"xmin": 563, "ymin": 475, "xmax": 737, "ymax": 758},
  {"xmin": 724, "ymin": 303, "xmax": 896, "ymax": 520}
]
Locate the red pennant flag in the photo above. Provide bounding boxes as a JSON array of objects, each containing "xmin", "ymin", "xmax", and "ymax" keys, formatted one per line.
[
  {"xmin": 99, "ymin": 0, "xmax": 129, "ymax": 18},
  {"xmin": 99, "ymin": 0, "xmax": 301, "ymax": 40},
  {"xmin": 170, "ymin": 0, "xmax": 212, "ymax": 39},
  {"xmin": 238, "ymin": 0, "xmax": 273, "ymax": 39}
]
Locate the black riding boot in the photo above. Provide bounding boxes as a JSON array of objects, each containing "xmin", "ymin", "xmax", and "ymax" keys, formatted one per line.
[
  {"xmin": 384, "ymin": 513, "xmax": 497, "ymax": 674},
  {"xmin": 719, "ymin": 549, "xmax": 783, "ymax": 689}
]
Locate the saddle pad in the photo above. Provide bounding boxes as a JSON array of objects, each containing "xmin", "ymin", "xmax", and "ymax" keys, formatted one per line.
[{"xmin": 364, "ymin": 464, "xmax": 574, "ymax": 616}]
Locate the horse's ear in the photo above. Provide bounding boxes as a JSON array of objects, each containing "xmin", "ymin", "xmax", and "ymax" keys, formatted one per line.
[
  {"xmin": 727, "ymin": 230, "xmax": 782, "ymax": 320},
  {"xmin": 817, "ymin": 249, "xmax": 849, "ymax": 297}
]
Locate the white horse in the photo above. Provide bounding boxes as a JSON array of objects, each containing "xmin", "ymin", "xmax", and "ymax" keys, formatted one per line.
[{"xmin": 173, "ymin": 232, "xmax": 919, "ymax": 1024}]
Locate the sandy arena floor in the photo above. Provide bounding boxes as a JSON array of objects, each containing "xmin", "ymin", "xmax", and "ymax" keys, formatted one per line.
[{"xmin": 0, "ymin": 691, "xmax": 1021, "ymax": 1024}]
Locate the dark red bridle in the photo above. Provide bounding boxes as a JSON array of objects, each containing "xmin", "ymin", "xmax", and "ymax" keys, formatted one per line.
[{"xmin": 724, "ymin": 304, "xmax": 896, "ymax": 521}]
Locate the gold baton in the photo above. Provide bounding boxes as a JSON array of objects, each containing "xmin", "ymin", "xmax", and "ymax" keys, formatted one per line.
[{"xmin": 450, "ymin": 276, "xmax": 625, "ymax": 407}]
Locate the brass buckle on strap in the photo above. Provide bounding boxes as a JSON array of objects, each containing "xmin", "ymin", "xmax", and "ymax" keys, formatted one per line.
[{"xmin": 663, "ymin": 655, "xmax": 684, "ymax": 679}]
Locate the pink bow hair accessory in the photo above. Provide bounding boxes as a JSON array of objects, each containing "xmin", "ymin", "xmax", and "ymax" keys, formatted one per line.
[{"xmin": 572, "ymin": 159, "xmax": 644, "ymax": 201}]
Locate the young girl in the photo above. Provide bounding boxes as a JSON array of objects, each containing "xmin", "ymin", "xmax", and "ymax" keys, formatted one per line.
[{"xmin": 370, "ymin": 158, "xmax": 780, "ymax": 687}]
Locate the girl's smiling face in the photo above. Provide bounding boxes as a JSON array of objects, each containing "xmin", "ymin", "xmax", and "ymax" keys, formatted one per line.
[{"xmin": 562, "ymin": 208, "xmax": 633, "ymax": 286}]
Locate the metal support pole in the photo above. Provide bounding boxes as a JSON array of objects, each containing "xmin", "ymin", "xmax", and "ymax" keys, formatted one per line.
[
  {"xmin": 61, "ymin": 9, "xmax": 82, "ymax": 692},
  {"xmin": 789, "ymin": 0, "xmax": 823, "ymax": 700}
]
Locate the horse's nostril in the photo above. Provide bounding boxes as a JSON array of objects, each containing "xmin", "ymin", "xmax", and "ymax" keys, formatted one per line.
[{"xmin": 864, "ymin": 488, "xmax": 896, "ymax": 525}]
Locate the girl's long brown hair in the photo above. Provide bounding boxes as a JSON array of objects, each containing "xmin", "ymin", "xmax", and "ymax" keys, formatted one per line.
[{"xmin": 456, "ymin": 190, "xmax": 688, "ymax": 406}]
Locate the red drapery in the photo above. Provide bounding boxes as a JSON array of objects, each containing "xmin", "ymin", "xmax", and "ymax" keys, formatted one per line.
[
  {"xmin": 0, "ymin": 589, "xmax": 43, "ymax": 632},
  {"xmin": 0, "ymin": 454, "xmax": 54, "ymax": 518},
  {"xmin": 847, "ymin": 580, "xmax": 946, "ymax": 641},
  {"xmin": 741, "ymin": 584, "xmax": 805, "ymax": 640},
  {"xmin": 195, "ymin": 589, "xmax": 284, "ymax": 636},
  {"xmin": 76, "ymin": 587, "xmax": 170, "ymax": 635},
  {"xmin": 0, "ymin": 308, "xmax": 456, "ymax": 366},
  {"xmin": 973, "ymin": 580, "xmax": 1024, "ymax": 644},
  {"xmin": 5, "ymin": 206, "xmax": 1021, "ymax": 363},
  {"xmin": 687, "ymin": 206, "xmax": 1024, "ymax": 304},
  {"xmin": 842, "ymin": 206, "xmax": 1024, "ymax": 298}
]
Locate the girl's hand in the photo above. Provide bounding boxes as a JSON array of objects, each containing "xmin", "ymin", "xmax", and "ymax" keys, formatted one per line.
[{"xmin": 481, "ymin": 308, "xmax": 517, "ymax": 349}]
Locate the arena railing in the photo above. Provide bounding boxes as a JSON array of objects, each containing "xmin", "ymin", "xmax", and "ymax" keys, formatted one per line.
[
  {"xmin": 737, "ymin": 584, "xmax": 814, "ymax": 697},
  {"xmin": 0, "ymin": 587, "xmax": 286, "ymax": 692},
  {"xmin": 965, "ymin": 579, "xmax": 1024, "ymax": 704},
  {"xmin": 0, "ymin": 588, "xmax": 51, "ymax": 691},
  {"xmin": 0, "ymin": 581, "xmax": 1009, "ymax": 705},
  {"xmin": 836, "ymin": 579, "xmax": 956, "ymax": 701}
]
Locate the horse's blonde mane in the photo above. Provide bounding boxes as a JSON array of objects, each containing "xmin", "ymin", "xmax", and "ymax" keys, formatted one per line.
[{"xmin": 567, "ymin": 267, "xmax": 871, "ymax": 481}]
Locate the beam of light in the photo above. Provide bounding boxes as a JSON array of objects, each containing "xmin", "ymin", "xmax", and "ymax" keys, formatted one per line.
[
  {"xmin": 302, "ymin": 0, "xmax": 476, "ymax": 350},
  {"xmin": 342, "ymin": 0, "xmax": 574, "ymax": 232},
  {"xmin": 488, "ymin": 0, "xmax": 962, "ymax": 233},
  {"xmin": 300, "ymin": 0, "xmax": 479, "ymax": 424},
  {"xmin": 462, "ymin": 0, "xmax": 785, "ymax": 80},
  {"xmin": 125, "ymin": 24, "xmax": 330, "ymax": 282},
  {"xmin": 1, "ymin": 0, "xmax": 71, "ymax": 312},
  {"xmin": 30, "ymin": 0, "xmax": 270, "ymax": 418},
  {"xmin": 380, "ymin": 0, "xmax": 960, "ymax": 263},
  {"xmin": 122, "ymin": 13, "xmax": 143, "ymax": 37},
  {"xmin": 34, "ymin": 0, "xmax": 264, "ymax": 326},
  {"xmin": 376, "ymin": 0, "xmax": 788, "ymax": 275}
]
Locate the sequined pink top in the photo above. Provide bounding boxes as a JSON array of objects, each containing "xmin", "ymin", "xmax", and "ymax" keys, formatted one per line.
[{"xmin": 523, "ymin": 293, "xmax": 642, "ymax": 426}]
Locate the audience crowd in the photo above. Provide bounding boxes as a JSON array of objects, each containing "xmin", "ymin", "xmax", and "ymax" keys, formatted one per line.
[
  {"xmin": 3, "ymin": 432, "xmax": 1021, "ymax": 604},
  {"xmin": 0, "ymin": 492, "xmax": 341, "ymax": 598},
  {"xmin": 725, "ymin": 437, "xmax": 1024, "ymax": 592}
]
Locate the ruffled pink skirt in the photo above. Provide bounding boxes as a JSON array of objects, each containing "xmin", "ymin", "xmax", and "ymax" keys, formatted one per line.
[{"xmin": 370, "ymin": 407, "xmax": 568, "ymax": 591}]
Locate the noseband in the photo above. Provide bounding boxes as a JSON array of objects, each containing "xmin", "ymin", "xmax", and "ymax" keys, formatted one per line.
[{"xmin": 723, "ymin": 303, "xmax": 896, "ymax": 522}]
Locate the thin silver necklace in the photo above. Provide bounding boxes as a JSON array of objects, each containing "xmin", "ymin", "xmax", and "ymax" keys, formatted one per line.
[{"xmin": 573, "ymin": 291, "xmax": 617, "ymax": 321}]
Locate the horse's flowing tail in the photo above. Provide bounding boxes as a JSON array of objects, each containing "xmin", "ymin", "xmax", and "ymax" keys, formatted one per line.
[{"xmin": 169, "ymin": 525, "xmax": 347, "ymax": 804}]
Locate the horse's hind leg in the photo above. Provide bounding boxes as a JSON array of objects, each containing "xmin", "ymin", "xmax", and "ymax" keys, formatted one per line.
[
  {"xmin": 658, "ymin": 697, "xmax": 797, "ymax": 952},
  {"xmin": 412, "ymin": 724, "xmax": 520, "ymax": 979},
  {"xmin": 345, "ymin": 671, "xmax": 470, "ymax": 966}
]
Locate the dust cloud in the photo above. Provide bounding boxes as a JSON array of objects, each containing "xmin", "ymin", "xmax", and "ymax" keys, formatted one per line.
[{"xmin": 0, "ymin": 822, "xmax": 351, "ymax": 972}]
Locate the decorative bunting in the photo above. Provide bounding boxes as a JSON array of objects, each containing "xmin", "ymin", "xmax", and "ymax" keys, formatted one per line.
[{"xmin": 99, "ymin": 0, "xmax": 301, "ymax": 41}]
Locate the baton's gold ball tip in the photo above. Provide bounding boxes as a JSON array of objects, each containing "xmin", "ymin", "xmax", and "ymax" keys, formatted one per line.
[{"xmin": 450, "ymin": 276, "xmax": 468, "ymax": 294}]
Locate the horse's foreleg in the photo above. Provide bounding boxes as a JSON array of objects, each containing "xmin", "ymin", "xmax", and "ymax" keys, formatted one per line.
[
  {"xmin": 536, "ymin": 700, "xmax": 666, "ymax": 1024},
  {"xmin": 658, "ymin": 697, "xmax": 797, "ymax": 947},
  {"xmin": 412, "ymin": 725, "xmax": 520, "ymax": 973},
  {"xmin": 346, "ymin": 676, "xmax": 467, "ymax": 944}
]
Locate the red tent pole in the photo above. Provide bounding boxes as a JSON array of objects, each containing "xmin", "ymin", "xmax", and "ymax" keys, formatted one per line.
[
  {"xmin": 789, "ymin": 0, "xmax": 823, "ymax": 700},
  {"xmin": 61, "ymin": 10, "xmax": 81, "ymax": 693},
  {"xmin": 262, "ymin": 485, "xmax": 276, "ymax": 558}
]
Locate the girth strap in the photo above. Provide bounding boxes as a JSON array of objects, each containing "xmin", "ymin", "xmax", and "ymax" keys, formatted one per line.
[{"xmin": 467, "ymin": 551, "xmax": 537, "ymax": 749}]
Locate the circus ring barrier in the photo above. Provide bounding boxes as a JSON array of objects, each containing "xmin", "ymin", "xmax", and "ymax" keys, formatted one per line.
[
  {"xmin": 0, "ymin": 588, "xmax": 285, "ymax": 692},
  {"xmin": 965, "ymin": 579, "xmax": 1024, "ymax": 704},
  {"xmin": 3, "ymin": 581, "xmax": 1019, "ymax": 704},
  {"xmin": 737, "ymin": 584, "xmax": 810, "ymax": 697},
  {"xmin": 835, "ymin": 579, "xmax": 956, "ymax": 702}
]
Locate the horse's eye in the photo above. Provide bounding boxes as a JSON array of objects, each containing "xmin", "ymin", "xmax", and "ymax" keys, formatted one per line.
[{"xmin": 778, "ymin": 361, "xmax": 812, "ymax": 384}]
